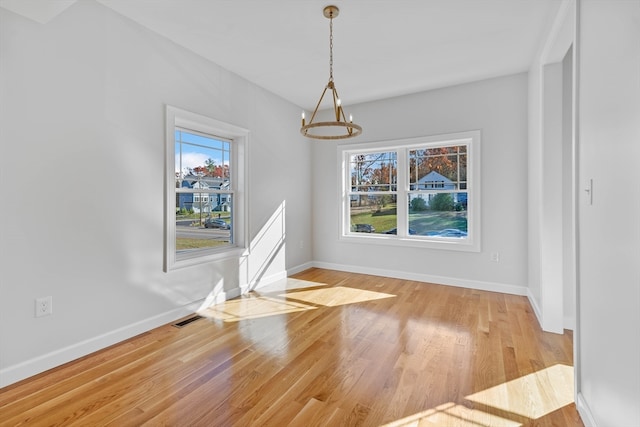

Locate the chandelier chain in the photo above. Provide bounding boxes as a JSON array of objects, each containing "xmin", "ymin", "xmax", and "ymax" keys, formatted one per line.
[
  {"xmin": 301, "ymin": 5, "xmax": 362, "ymax": 140},
  {"xmin": 329, "ymin": 15, "xmax": 334, "ymax": 82}
]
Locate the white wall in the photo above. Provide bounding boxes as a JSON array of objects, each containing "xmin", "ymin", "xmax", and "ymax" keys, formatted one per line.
[
  {"xmin": 312, "ymin": 73, "xmax": 529, "ymax": 293},
  {"xmin": 0, "ymin": 1, "xmax": 311, "ymax": 387},
  {"xmin": 542, "ymin": 61, "xmax": 565, "ymax": 332},
  {"xmin": 576, "ymin": 1, "xmax": 640, "ymax": 425},
  {"xmin": 528, "ymin": 58, "xmax": 544, "ymax": 312},
  {"xmin": 562, "ymin": 46, "xmax": 575, "ymax": 330},
  {"xmin": 528, "ymin": 0, "xmax": 576, "ymax": 334}
]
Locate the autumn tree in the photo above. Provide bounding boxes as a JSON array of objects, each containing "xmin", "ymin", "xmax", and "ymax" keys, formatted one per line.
[
  {"xmin": 205, "ymin": 158, "xmax": 216, "ymax": 175},
  {"xmin": 192, "ymin": 165, "xmax": 208, "ymax": 176},
  {"xmin": 409, "ymin": 146, "xmax": 467, "ymax": 185},
  {"xmin": 370, "ymin": 162, "xmax": 396, "ymax": 190},
  {"xmin": 190, "ymin": 159, "xmax": 229, "ymax": 179},
  {"xmin": 351, "ymin": 153, "xmax": 396, "ymax": 190},
  {"xmin": 351, "ymin": 153, "xmax": 397, "ymax": 209}
]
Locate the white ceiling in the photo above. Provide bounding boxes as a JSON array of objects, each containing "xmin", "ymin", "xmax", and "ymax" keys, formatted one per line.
[{"xmin": 1, "ymin": 0, "xmax": 563, "ymax": 110}]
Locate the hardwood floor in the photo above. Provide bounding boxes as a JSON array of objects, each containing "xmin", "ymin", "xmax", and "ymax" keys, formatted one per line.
[{"xmin": 0, "ymin": 268, "xmax": 583, "ymax": 426}]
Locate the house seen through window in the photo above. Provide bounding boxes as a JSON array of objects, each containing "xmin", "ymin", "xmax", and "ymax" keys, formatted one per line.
[
  {"xmin": 165, "ymin": 106, "xmax": 248, "ymax": 271},
  {"xmin": 341, "ymin": 131, "xmax": 480, "ymax": 252},
  {"xmin": 175, "ymin": 128, "xmax": 233, "ymax": 252}
]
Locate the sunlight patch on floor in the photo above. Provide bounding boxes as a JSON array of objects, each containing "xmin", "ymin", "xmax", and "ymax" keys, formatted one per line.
[
  {"xmin": 254, "ymin": 277, "xmax": 328, "ymax": 293},
  {"xmin": 281, "ymin": 285, "xmax": 396, "ymax": 307},
  {"xmin": 381, "ymin": 402, "xmax": 521, "ymax": 427},
  {"xmin": 381, "ymin": 364, "xmax": 574, "ymax": 426},
  {"xmin": 465, "ymin": 364, "xmax": 574, "ymax": 419},
  {"xmin": 199, "ymin": 284, "xmax": 396, "ymax": 322},
  {"xmin": 199, "ymin": 295, "xmax": 316, "ymax": 322}
]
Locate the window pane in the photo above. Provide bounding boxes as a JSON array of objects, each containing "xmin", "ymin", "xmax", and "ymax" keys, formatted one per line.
[
  {"xmin": 349, "ymin": 195, "xmax": 397, "ymax": 234},
  {"xmin": 174, "ymin": 129, "xmax": 233, "ymax": 257},
  {"xmin": 341, "ymin": 131, "xmax": 478, "ymax": 251},
  {"xmin": 175, "ymin": 129, "xmax": 230, "ymax": 181},
  {"xmin": 408, "ymin": 192, "xmax": 468, "ymax": 238},
  {"xmin": 176, "ymin": 194, "xmax": 233, "ymax": 254},
  {"xmin": 350, "ymin": 152, "xmax": 397, "ymax": 192},
  {"xmin": 409, "ymin": 146, "xmax": 467, "ymax": 190}
]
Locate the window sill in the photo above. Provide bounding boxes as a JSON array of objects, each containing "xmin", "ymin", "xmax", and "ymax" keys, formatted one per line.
[
  {"xmin": 339, "ymin": 233, "xmax": 480, "ymax": 253},
  {"xmin": 167, "ymin": 246, "xmax": 247, "ymax": 271}
]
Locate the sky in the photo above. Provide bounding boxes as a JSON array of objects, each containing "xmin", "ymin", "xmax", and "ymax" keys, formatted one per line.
[{"xmin": 175, "ymin": 129, "xmax": 230, "ymax": 176}]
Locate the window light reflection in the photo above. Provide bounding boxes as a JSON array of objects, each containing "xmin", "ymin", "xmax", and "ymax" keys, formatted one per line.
[
  {"xmin": 199, "ymin": 285, "xmax": 396, "ymax": 322},
  {"xmin": 281, "ymin": 285, "xmax": 395, "ymax": 307},
  {"xmin": 381, "ymin": 402, "xmax": 521, "ymax": 427},
  {"xmin": 383, "ymin": 364, "xmax": 574, "ymax": 426},
  {"xmin": 465, "ymin": 364, "xmax": 574, "ymax": 419}
]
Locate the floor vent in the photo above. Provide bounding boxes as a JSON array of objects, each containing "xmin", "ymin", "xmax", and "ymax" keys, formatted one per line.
[{"xmin": 172, "ymin": 315, "xmax": 203, "ymax": 328}]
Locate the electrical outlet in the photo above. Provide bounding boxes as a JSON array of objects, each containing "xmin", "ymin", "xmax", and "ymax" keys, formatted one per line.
[
  {"xmin": 491, "ymin": 252, "xmax": 500, "ymax": 263},
  {"xmin": 35, "ymin": 296, "xmax": 53, "ymax": 317}
]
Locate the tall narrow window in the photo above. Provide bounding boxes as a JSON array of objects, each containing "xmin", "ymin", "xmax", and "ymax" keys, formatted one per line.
[
  {"xmin": 349, "ymin": 151, "xmax": 397, "ymax": 234},
  {"xmin": 165, "ymin": 106, "xmax": 248, "ymax": 270},
  {"xmin": 408, "ymin": 145, "xmax": 468, "ymax": 239},
  {"xmin": 175, "ymin": 128, "xmax": 233, "ymax": 248}
]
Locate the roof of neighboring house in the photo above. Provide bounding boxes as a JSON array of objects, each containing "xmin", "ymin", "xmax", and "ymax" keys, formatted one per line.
[
  {"xmin": 181, "ymin": 175, "xmax": 228, "ymax": 189},
  {"xmin": 416, "ymin": 171, "xmax": 453, "ymax": 184}
]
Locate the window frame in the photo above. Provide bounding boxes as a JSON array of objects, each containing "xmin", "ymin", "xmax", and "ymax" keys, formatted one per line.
[
  {"xmin": 338, "ymin": 130, "xmax": 481, "ymax": 252},
  {"xmin": 165, "ymin": 105, "xmax": 249, "ymax": 271}
]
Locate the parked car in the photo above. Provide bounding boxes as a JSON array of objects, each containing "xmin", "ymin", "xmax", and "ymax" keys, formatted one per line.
[
  {"xmin": 353, "ymin": 223, "xmax": 375, "ymax": 233},
  {"xmin": 204, "ymin": 218, "xmax": 230, "ymax": 229},
  {"xmin": 426, "ymin": 228, "xmax": 467, "ymax": 237},
  {"xmin": 384, "ymin": 228, "xmax": 417, "ymax": 235}
]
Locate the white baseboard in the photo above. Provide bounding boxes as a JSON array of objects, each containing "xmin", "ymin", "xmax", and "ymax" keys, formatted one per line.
[
  {"xmin": 310, "ymin": 261, "xmax": 528, "ymax": 296},
  {"xmin": 0, "ymin": 264, "xmax": 313, "ymax": 389},
  {"xmin": 220, "ymin": 287, "xmax": 241, "ymax": 302},
  {"xmin": 576, "ymin": 392, "xmax": 598, "ymax": 427},
  {"xmin": 526, "ymin": 289, "xmax": 570, "ymax": 334},
  {"xmin": 247, "ymin": 270, "xmax": 288, "ymax": 293},
  {"xmin": 287, "ymin": 261, "xmax": 315, "ymax": 276},
  {"xmin": 0, "ymin": 300, "xmax": 204, "ymax": 389},
  {"xmin": 246, "ymin": 262, "xmax": 315, "ymax": 293},
  {"xmin": 527, "ymin": 288, "xmax": 544, "ymax": 327},
  {"xmin": 564, "ymin": 315, "xmax": 575, "ymax": 331},
  {"xmin": 0, "ymin": 261, "xmax": 530, "ymax": 389}
]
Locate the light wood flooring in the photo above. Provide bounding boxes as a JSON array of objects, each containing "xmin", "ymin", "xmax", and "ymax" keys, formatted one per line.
[{"xmin": 0, "ymin": 268, "xmax": 583, "ymax": 426}]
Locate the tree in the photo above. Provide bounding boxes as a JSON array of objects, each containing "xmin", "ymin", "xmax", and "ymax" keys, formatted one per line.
[
  {"xmin": 370, "ymin": 162, "xmax": 396, "ymax": 190},
  {"xmin": 190, "ymin": 159, "xmax": 229, "ymax": 179},
  {"xmin": 430, "ymin": 193, "xmax": 454, "ymax": 211},
  {"xmin": 410, "ymin": 197, "xmax": 427, "ymax": 211},
  {"xmin": 192, "ymin": 165, "xmax": 208, "ymax": 176},
  {"xmin": 351, "ymin": 153, "xmax": 391, "ymax": 207},
  {"xmin": 409, "ymin": 146, "xmax": 467, "ymax": 184},
  {"xmin": 205, "ymin": 158, "xmax": 216, "ymax": 175}
]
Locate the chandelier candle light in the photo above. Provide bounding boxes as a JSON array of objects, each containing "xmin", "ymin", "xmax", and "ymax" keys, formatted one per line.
[{"xmin": 300, "ymin": 5, "xmax": 362, "ymax": 140}]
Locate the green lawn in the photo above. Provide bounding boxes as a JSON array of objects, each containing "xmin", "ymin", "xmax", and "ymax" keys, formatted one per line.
[
  {"xmin": 175, "ymin": 212, "xmax": 231, "ymax": 249},
  {"xmin": 177, "ymin": 212, "xmax": 231, "ymax": 221},
  {"xmin": 176, "ymin": 238, "xmax": 229, "ymax": 250},
  {"xmin": 350, "ymin": 204, "xmax": 467, "ymax": 234},
  {"xmin": 351, "ymin": 206, "xmax": 398, "ymax": 233},
  {"xmin": 408, "ymin": 211, "xmax": 467, "ymax": 233}
]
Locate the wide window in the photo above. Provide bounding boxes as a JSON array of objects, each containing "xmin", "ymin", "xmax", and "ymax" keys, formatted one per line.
[
  {"xmin": 165, "ymin": 106, "xmax": 248, "ymax": 270},
  {"xmin": 340, "ymin": 131, "xmax": 480, "ymax": 252}
]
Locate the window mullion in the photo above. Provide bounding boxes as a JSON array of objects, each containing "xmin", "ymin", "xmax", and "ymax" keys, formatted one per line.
[
  {"xmin": 396, "ymin": 147, "xmax": 408, "ymax": 237},
  {"xmin": 339, "ymin": 130, "xmax": 479, "ymax": 252}
]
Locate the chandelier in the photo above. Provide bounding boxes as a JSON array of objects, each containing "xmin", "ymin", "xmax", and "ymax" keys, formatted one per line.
[{"xmin": 300, "ymin": 5, "xmax": 362, "ymax": 140}]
